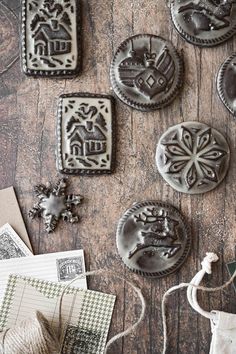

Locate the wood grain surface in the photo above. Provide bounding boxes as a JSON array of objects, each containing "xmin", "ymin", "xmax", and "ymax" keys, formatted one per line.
[{"xmin": 0, "ymin": 1, "xmax": 236, "ymax": 353}]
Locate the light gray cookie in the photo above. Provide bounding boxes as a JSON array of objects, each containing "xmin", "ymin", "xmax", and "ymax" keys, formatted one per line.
[
  {"xmin": 21, "ymin": 0, "xmax": 81, "ymax": 77},
  {"xmin": 156, "ymin": 122, "xmax": 230, "ymax": 194},
  {"xmin": 56, "ymin": 93, "xmax": 116, "ymax": 175}
]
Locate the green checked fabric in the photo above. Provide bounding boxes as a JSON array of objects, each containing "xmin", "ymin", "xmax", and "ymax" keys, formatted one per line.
[
  {"xmin": 0, "ymin": 274, "xmax": 18, "ymax": 329},
  {"xmin": 64, "ymin": 291, "xmax": 116, "ymax": 354},
  {"xmin": 0, "ymin": 274, "xmax": 116, "ymax": 354}
]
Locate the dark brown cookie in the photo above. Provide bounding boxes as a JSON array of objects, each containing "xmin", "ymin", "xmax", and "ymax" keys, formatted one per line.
[
  {"xmin": 110, "ymin": 34, "xmax": 184, "ymax": 111},
  {"xmin": 217, "ymin": 53, "xmax": 236, "ymax": 116},
  {"xmin": 56, "ymin": 93, "xmax": 116, "ymax": 175},
  {"xmin": 21, "ymin": 0, "xmax": 81, "ymax": 77},
  {"xmin": 156, "ymin": 122, "xmax": 230, "ymax": 194},
  {"xmin": 170, "ymin": 0, "xmax": 236, "ymax": 47},
  {"xmin": 116, "ymin": 201, "xmax": 191, "ymax": 278}
]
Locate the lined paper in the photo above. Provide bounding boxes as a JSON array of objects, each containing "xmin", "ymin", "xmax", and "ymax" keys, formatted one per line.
[
  {"xmin": 7, "ymin": 279, "xmax": 83, "ymax": 333},
  {"xmin": 0, "ymin": 249, "xmax": 86, "ymax": 303},
  {"xmin": 0, "ymin": 275, "xmax": 116, "ymax": 354}
]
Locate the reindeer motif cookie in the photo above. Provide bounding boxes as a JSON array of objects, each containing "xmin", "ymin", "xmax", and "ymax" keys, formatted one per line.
[
  {"xmin": 116, "ymin": 201, "xmax": 191, "ymax": 277},
  {"xmin": 110, "ymin": 34, "xmax": 184, "ymax": 111}
]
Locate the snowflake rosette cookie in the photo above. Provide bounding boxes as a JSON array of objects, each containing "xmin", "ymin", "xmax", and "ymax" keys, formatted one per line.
[
  {"xmin": 29, "ymin": 178, "xmax": 83, "ymax": 233},
  {"xmin": 156, "ymin": 122, "xmax": 230, "ymax": 194}
]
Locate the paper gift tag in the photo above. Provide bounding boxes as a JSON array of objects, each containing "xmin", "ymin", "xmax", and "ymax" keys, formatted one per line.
[
  {"xmin": 0, "ymin": 187, "xmax": 32, "ymax": 251},
  {"xmin": 0, "ymin": 249, "xmax": 87, "ymax": 303},
  {"xmin": 0, "ymin": 223, "xmax": 33, "ymax": 259}
]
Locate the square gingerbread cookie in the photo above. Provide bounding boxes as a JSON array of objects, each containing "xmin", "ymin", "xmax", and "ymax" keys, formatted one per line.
[
  {"xmin": 21, "ymin": 0, "xmax": 81, "ymax": 77},
  {"xmin": 56, "ymin": 93, "xmax": 116, "ymax": 175}
]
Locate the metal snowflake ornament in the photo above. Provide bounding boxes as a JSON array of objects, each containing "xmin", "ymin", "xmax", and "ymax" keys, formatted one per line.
[
  {"xmin": 29, "ymin": 178, "xmax": 83, "ymax": 233},
  {"xmin": 156, "ymin": 122, "xmax": 230, "ymax": 194}
]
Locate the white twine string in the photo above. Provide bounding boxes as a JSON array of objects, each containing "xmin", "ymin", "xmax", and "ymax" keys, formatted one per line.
[
  {"xmin": 58, "ymin": 269, "xmax": 146, "ymax": 353},
  {"xmin": 0, "ymin": 269, "xmax": 145, "ymax": 354},
  {"xmin": 162, "ymin": 253, "xmax": 236, "ymax": 354},
  {"xmin": 187, "ymin": 253, "xmax": 219, "ymax": 320},
  {"xmin": 0, "ymin": 311, "xmax": 60, "ymax": 354}
]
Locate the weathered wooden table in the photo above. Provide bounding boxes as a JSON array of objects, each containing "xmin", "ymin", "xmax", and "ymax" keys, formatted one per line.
[{"xmin": 1, "ymin": 1, "xmax": 236, "ymax": 353}]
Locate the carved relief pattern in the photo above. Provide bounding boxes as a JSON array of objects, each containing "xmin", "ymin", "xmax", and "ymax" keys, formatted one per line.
[
  {"xmin": 177, "ymin": 0, "xmax": 235, "ymax": 34},
  {"xmin": 29, "ymin": 179, "xmax": 83, "ymax": 233},
  {"xmin": 129, "ymin": 207, "xmax": 182, "ymax": 259},
  {"xmin": 58, "ymin": 95, "xmax": 114, "ymax": 174},
  {"xmin": 25, "ymin": 0, "xmax": 77, "ymax": 71},
  {"xmin": 116, "ymin": 201, "xmax": 191, "ymax": 277},
  {"xmin": 118, "ymin": 37, "xmax": 175, "ymax": 100},
  {"xmin": 111, "ymin": 34, "xmax": 184, "ymax": 111},
  {"xmin": 161, "ymin": 126, "xmax": 227, "ymax": 190},
  {"xmin": 217, "ymin": 53, "xmax": 236, "ymax": 116}
]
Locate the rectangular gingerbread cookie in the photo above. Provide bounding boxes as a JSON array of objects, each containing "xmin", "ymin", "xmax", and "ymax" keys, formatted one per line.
[
  {"xmin": 56, "ymin": 93, "xmax": 116, "ymax": 175},
  {"xmin": 21, "ymin": 0, "xmax": 81, "ymax": 77}
]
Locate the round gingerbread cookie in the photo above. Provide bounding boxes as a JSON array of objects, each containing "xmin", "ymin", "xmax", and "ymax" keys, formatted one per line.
[
  {"xmin": 116, "ymin": 201, "xmax": 191, "ymax": 278},
  {"xmin": 156, "ymin": 122, "xmax": 230, "ymax": 194},
  {"xmin": 110, "ymin": 34, "xmax": 184, "ymax": 111},
  {"xmin": 170, "ymin": 0, "xmax": 236, "ymax": 47}
]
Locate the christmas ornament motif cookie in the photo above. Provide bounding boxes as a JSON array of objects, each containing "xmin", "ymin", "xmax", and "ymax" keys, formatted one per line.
[
  {"xmin": 56, "ymin": 93, "xmax": 115, "ymax": 175},
  {"xmin": 217, "ymin": 53, "xmax": 236, "ymax": 116},
  {"xmin": 110, "ymin": 34, "xmax": 184, "ymax": 111},
  {"xmin": 116, "ymin": 201, "xmax": 191, "ymax": 277},
  {"xmin": 170, "ymin": 0, "xmax": 236, "ymax": 47},
  {"xmin": 29, "ymin": 179, "xmax": 83, "ymax": 233},
  {"xmin": 21, "ymin": 0, "xmax": 81, "ymax": 77},
  {"xmin": 156, "ymin": 122, "xmax": 230, "ymax": 194}
]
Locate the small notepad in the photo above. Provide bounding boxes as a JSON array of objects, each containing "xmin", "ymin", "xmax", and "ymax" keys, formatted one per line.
[
  {"xmin": 0, "ymin": 249, "xmax": 87, "ymax": 303},
  {"xmin": 0, "ymin": 275, "xmax": 116, "ymax": 354}
]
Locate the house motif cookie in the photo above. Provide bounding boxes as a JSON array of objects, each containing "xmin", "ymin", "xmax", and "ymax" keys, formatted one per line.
[
  {"xmin": 21, "ymin": 0, "xmax": 81, "ymax": 77},
  {"xmin": 56, "ymin": 93, "xmax": 115, "ymax": 175}
]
